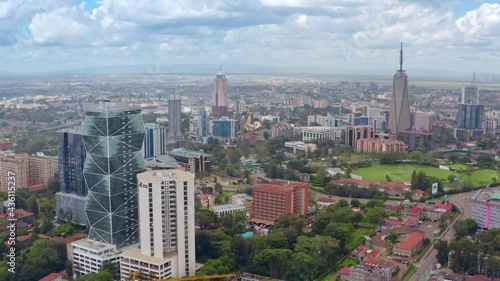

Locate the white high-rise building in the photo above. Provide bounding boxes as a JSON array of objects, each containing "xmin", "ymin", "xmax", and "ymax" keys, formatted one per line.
[{"xmin": 120, "ymin": 170, "xmax": 196, "ymax": 280}]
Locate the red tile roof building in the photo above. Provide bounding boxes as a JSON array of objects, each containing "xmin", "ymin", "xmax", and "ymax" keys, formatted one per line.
[
  {"xmin": 393, "ymin": 232, "xmax": 424, "ymax": 257},
  {"xmin": 251, "ymin": 179, "xmax": 309, "ymax": 224},
  {"xmin": 39, "ymin": 272, "xmax": 63, "ymax": 281}
]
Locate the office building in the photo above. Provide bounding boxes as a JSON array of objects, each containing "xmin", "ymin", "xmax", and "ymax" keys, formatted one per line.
[
  {"xmin": 56, "ymin": 127, "xmax": 88, "ymax": 226},
  {"xmin": 388, "ymin": 43, "xmax": 411, "ymax": 136},
  {"xmin": 288, "ymin": 96, "xmax": 301, "ymax": 108},
  {"xmin": 284, "ymin": 141, "xmax": 317, "ymax": 155},
  {"xmin": 346, "ymin": 125, "xmax": 374, "ymax": 147},
  {"xmin": 411, "ymin": 112, "xmax": 433, "ymax": 132},
  {"xmin": 272, "ymin": 123, "xmax": 294, "ymax": 139},
  {"xmin": 168, "ymin": 148, "xmax": 211, "ymax": 173},
  {"xmin": 393, "ymin": 232, "xmax": 424, "ymax": 257},
  {"xmin": 189, "ymin": 108, "xmax": 210, "ymax": 143},
  {"xmin": 0, "ymin": 152, "xmax": 28, "ymax": 192},
  {"xmin": 251, "ymin": 180, "xmax": 310, "ymax": 224},
  {"xmin": 211, "ymin": 117, "xmax": 238, "ymax": 139},
  {"xmin": 82, "ymin": 101, "xmax": 146, "ymax": 248},
  {"xmin": 143, "ymin": 123, "xmax": 167, "ymax": 158},
  {"xmin": 454, "ymin": 104, "xmax": 484, "ymax": 140},
  {"xmin": 168, "ymin": 97, "xmax": 182, "ymax": 141},
  {"xmin": 484, "ymin": 117, "xmax": 499, "ymax": 136},
  {"xmin": 120, "ymin": 170, "xmax": 196, "ymax": 279},
  {"xmin": 300, "ymin": 127, "xmax": 342, "ymax": 142},
  {"xmin": 211, "ymin": 204, "xmax": 246, "ymax": 217},
  {"xmin": 71, "ymin": 239, "xmax": 123, "ymax": 277},
  {"xmin": 471, "ymin": 188, "xmax": 500, "ymax": 230},
  {"xmin": 462, "ymin": 84, "xmax": 479, "ymax": 105},
  {"xmin": 212, "ymin": 70, "xmax": 229, "ymax": 115}
]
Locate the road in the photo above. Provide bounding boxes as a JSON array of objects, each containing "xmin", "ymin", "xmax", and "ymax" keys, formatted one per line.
[{"xmin": 409, "ymin": 189, "xmax": 476, "ymax": 281}]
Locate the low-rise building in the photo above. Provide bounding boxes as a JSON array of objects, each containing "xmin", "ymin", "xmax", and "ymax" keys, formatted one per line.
[
  {"xmin": 70, "ymin": 239, "xmax": 122, "ymax": 277},
  {"xmin": 284, "ymin": 141, "xmax": 316, "ymax": 155},
  {"xmin": 393, "ymin": 232, "xmax": 424, "ymax": 257},
  {"xmin": 5, "ymin": 209, "xmax": 35, "ymax": 229},
  {"xmin": 198, "ymin": 194, "xmax": 215, "ymax": 209},
  {"xmin": 331, "ymin": 178, "xmax": 410, "ymax": 196},
  {"xmin": 211, "ymin": 204, "xmax": 246, "ymax": 217},
  {"xmin": 231, "ymin": 193, "xmax": 253, "ymax": 212},
  {"xmin": 168, "ymin": 148, "xmax": 211, "ymax": 173}
]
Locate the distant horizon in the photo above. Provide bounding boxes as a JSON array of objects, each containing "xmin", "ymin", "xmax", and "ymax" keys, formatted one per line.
[{"xmin": 1, "ymin": 1, "xmax": 500, "ymax": 74}]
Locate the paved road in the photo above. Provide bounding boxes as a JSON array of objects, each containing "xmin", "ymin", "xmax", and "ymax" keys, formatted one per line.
[{"xmin": 410, "ymin": 190, "xmax": 476, "ymax": 281}]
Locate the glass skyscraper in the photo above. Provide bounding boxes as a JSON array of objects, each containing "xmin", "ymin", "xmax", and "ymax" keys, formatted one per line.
[
  {"xmin": 82, "ymin": 101, "xmax": 146, "ymax": 248},
  {"xmin": 58, "ymin": 127, "xmax": 87, "ymax": 195},
  {"xmin": 56, "ymin": 127, "xmax": 89, "ymax": 226}
]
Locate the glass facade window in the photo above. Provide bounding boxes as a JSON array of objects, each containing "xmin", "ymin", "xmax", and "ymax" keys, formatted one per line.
[{"xmin": 83, "ymin": 102, "xmax": 146, "ymax": 248}]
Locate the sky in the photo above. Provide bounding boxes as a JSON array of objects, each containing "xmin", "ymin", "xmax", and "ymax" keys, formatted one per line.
[{"xmin": 0, "ymin": 0, "xmax": 499, "ymax": 74}]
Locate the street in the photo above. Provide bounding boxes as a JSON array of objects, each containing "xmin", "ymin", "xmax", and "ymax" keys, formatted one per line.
[{"xmin": 409, "ymin": 189, "xmax": 476, "ymax": 281}]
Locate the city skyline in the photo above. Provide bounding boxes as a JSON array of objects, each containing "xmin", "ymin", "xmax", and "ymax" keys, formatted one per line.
[{"xmin": 1, "ymin": 1, "xmax": 500, "ymax": 74}]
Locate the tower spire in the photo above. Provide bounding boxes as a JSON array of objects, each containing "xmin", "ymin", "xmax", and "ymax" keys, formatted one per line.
[
  {"xmin": 399, "ymin": 42, "xmax": 403, "ymax": 72},
  {"xmin": 472, "ymin": 71, "xmax": 476, "ymax": 85}
]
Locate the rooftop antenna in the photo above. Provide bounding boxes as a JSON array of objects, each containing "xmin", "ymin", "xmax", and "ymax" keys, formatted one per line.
[
  {"xmin": 472, "ymin": 72, "xmax": 476, "ymax": 86},
  {"xmin": 399, "ymin": 42, "xmax": 403, "ymax": 72}
]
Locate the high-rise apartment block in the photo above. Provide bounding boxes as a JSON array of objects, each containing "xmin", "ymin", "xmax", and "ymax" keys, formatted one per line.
[
  {"xmin": 251, "ymin": 180, "xmax": 310, "ymax": 224},
  {"xmin": 212, "ymin": 71, "xmax": 229, "ymax": 115},
  {"xmin": 411, "ymin": 112, "xmax": 433, "ymax": 132},
  {"xmin": 82, "ymin": 101, "xmax": 146, "ymax": 248},
  {"xmin": 235, "ymin": 100, "xmax": 245, "ymax": 114},
  {"xmin": 29, "ymin": 156, "xmax": 55, "ymax": 188},
  {"xmin": 120, "ymin": 170, "xmax": 196, "ymax": 279},
  {"xmin": 0, "ymin": 152, "xmax": 29, "ymax": 192},
  {"xmin": 388, "ymin": 43, "xmax": 411, "ymax": 136},
  {"xmin": 0, "ymin": 152, "xmax": 55, "ymax": 192},
  {"xmin": 56, "ymin": 127, "xmax": 88, "ymax": 226},
  {"xmin": 143, "ymin": 123, "xmax": 167, "ymax": 158}
]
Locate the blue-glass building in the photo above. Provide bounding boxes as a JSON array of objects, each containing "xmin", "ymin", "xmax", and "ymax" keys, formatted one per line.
[
  {"xmin": 56, "ymin": 127, "xmax": 89, "ymax": 226},
  {"xmin": 211, "ymin": 117, "xmax": 238, "ymax": 139},
  {"xmin": 143, "ymin": 123, "xmax": 167, "ymax": 158},
  {"xmin": 82, "ymin": 101, "xmax": 146, "ymax": 248}
]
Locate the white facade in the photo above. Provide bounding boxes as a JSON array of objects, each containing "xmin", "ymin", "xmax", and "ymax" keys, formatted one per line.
[
  {"xmin": 70, "ymin": 239, "xmax": 122, "ymax": 277},
  {"xmin": 211, "ymin": 204, "xmax": 246, "ymax": 217},
  {"xmin": 300, "ymin": 127, "xmax": 342, "ymax": 142},
  {"xmin": 284, "ymin": 141, "xmax": 317, "ymax": 155},
  {"xmin": 120, "ymin": 170, "xmax": 196, "ymax": 280},
  {"xmin": 143, "ymin": 123, "xmax": 167, "ymax": 158}
]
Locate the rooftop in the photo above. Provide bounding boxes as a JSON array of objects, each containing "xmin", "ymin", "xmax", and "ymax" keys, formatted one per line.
[
  {"xmin": 169, "ymin": 148, "xmax": 212, "ymax": 157},
  {"xmin": 394, "ymin": 232, "xmax": 424, "ymax": 250},
  {"xmin": 83, "ymin": 101, "xmax": 139, "ymax": 113},
  {"xmin": 57, "ymin": 126, "xmax": 82, "ymax": 134},
  {"xmin": 211, "ymin": 204, "xmax": 246, "ymax": 212},
  {"xmin": 137, "ymin": 170, "xmax": 194, "ymax": 183},
  {"xmin": 39, "ymin": 272, "xmax": 64, "ymax": 281},
  {"xmin": 407, "ymin": 206, "xmax": 423, "ymax": 216},
  {"xmin": 71, "ymin": 238, "xmax": 117, "ymax": 251},
  {"xmin": 121, "ymin": 247, "xmax": 177, "ymax": 265}
]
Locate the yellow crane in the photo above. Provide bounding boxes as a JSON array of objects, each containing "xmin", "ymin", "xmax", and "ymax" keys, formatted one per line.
[{"xmin": 130, "ymin": 272, "xmax": 237, "ymax": 281}]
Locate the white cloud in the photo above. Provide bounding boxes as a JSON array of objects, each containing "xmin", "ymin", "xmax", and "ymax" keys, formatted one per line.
[{"xmin": 1, "ymin": 0, "xmax": 500, "ymax": 73}]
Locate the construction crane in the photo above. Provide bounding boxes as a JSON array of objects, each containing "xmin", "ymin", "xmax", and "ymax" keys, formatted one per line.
[{"xmin": 130, "ymin": 272, "xmax": 237, "ymax": 281}]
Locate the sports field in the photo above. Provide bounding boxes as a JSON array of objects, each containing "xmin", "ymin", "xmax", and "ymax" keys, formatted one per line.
[{"xmin": 352, "ymin": 163, "xmax": 497, "ymax": 186}]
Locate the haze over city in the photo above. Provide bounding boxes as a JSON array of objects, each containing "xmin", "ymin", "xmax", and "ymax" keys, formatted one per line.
[{"xmin": 1, "ymin": 0, "xmax": 500, "ymax": 74}]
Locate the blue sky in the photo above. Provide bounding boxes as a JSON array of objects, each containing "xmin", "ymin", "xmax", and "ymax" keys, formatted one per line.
[{"xmin": 1, "ymin": 0, "xmax": 499, "ymax": 74}]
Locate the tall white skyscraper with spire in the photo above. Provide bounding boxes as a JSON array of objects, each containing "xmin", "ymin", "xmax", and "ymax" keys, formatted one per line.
[
  {"xmin": 212, "ymin": 67, "xmax": 228, "ymax": 115},
  {"xmin": 388, "ymin": 43, "xmax": 411, "ymax": 136}
]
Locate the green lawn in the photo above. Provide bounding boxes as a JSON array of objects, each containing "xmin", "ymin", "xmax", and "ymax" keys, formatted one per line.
[
  {"xmin": 338, "ymin": 258, "xmax": 357, "ymax": 268},
  {"xmin": 347, "ymin": 227, "xmax": 374, "ymax": 248},
  {"xmin": 352, "ymin": 163, "xmax": 497, "ymax": 186},
  {"xmin": 353, "ymin": 163, "xmax": 456, "ymax": 182},
  {"xmin": 448, "ymin": 164, "xmax": 467, "ymax": 171},
  {"xmin": 220, "ymin": 191, "xmax": 236, "ymax": 203}
]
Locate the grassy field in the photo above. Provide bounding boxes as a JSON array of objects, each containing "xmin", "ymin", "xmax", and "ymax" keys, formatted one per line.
[
  {"xmin": 352, "ymin": 163, "xmax": 497, "ymax": 186},
  {"xmin": 347, "ymin": 227, "xmax": 374, "ymax": 248},
  {"xmin": 448, "ymin": 164, "xmax": 467, "ymax": 170}
]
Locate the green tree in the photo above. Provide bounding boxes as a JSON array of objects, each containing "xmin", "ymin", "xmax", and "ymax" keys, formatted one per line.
[
  {"xmin": 214, "ymin": 183, "xmax": 223, "ymax": 196},
  {"xmin": 434, "ymin": 240, "xmax": 449, "ymax": 265},
  {"xmin": 76, "ymin": 270, "xmax": 114, "ymax": 281},
  {"xmin": 454, "ymin": 219, "xmax": 478, "ymax": 240},
  {"xmin": 351, "ymin": 199, "xmax": 360, "ymax": 207}
]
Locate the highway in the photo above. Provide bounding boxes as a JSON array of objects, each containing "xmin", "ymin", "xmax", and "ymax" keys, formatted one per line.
[{"xmin": 409, "ymin": 189, "xmax": 475, "ymax": 281}]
